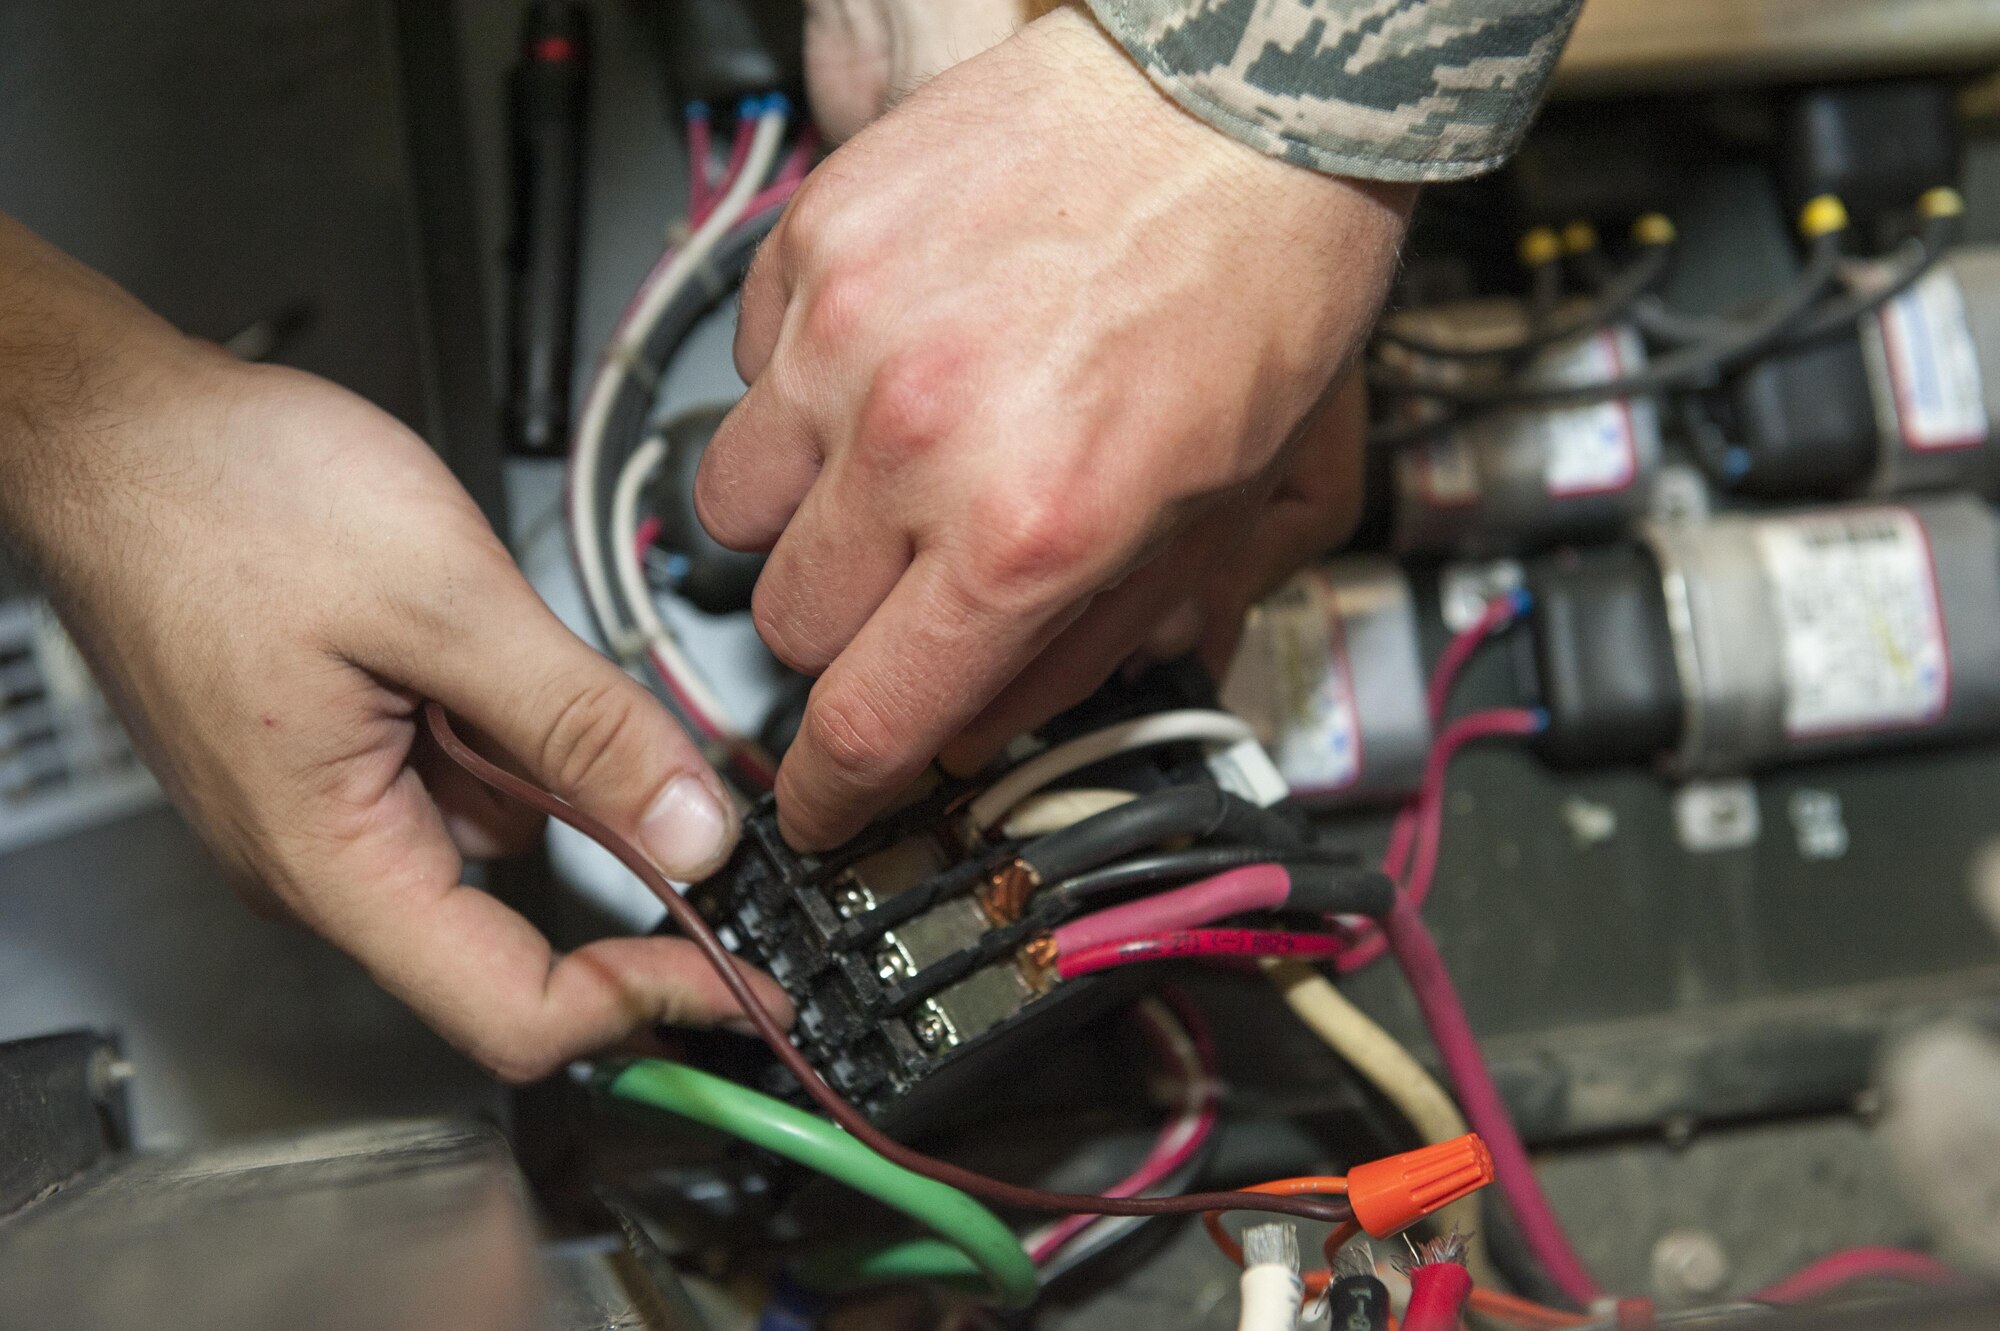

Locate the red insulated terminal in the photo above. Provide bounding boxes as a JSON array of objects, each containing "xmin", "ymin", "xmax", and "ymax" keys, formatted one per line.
[{"xmin": 1345, "ymin": 1134, "xmax": 1494, "ymax": 1238}]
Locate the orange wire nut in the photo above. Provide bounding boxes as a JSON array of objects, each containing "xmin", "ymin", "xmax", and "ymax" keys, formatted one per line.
[
  {"xmin": 1347, "ymin": 1133, "xmax": 1494, "ymax": 1239},
  {"xmin": 1202, "ymin": 1137, "xmax": 1496, "ymax": 1302}
]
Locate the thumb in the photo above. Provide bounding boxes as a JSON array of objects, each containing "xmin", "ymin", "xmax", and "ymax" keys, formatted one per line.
[{"xmin": 398, "ymin": 581, "xmax": 740, "ymax": 882}]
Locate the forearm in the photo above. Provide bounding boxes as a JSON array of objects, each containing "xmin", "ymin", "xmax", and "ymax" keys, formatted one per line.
[
  {"xmin": 0, "ymin": 214, "xmax": 205, "ymax": 575},
  {"xmin": 1084, "ymin": 0, "xmax": 1582, "ymax": 181}
]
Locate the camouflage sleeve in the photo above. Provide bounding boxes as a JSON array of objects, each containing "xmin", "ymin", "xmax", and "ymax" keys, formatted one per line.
[{"xmin": 1083, "ymin": 0, "xmax": 1583, "ymax": 182}]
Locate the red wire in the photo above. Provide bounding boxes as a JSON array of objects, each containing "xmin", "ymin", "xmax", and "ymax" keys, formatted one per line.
[
  {"xmin": 1404, "ymin": 1259, "xmax": 1475, "ymax": 1331},
  {"xmin": 1752, "ymin": 1247, "xmax": 1961, "ymax": 1304},
  {"xmin": 694, "ymin": 113, "xmax": 757, "ymax": 228},
  {"xmin": 1383, "ymin": 891, "xmax": 1602, "ymax": 1307},
  {"xmin": 1050, "ymin": 865, "xmax": 1293, "ymax": 956},
  {"xmin": 686, "ymin": 108, "xmax": 714, "ymax": 220},
  {"xmin": 1338, "ymin": 708, "xmax": 1543, "ymax": 975},
  {"xmin": 1427, "ymin": 593, "xmax": 1527, "ymax": 727},
  {"xmin": 1055, "ymin": 927, "xmax": 1345, "ymax": 980}
]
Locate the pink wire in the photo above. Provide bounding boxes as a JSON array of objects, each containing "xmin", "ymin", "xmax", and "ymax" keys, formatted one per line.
[
  {"xmin": 1752, "ymin": 1247, "xmax": 1961, "ymax": 1304},
  {"xmin": 692, "ymin": 113, "xmax": 758, "ymax": 228},
  {"xmin": 1055, "ymin": 927, "xmax": 1346, "ymax": 980},
  {"xmin": 1025, "ymin": 992, "xmax": 1219, "ymax": 1265},
  {"xmin": 1051, "ymin": 865, "xmax": 1292, "ymax": 957},
  {"xmin": 1383, "ymin": 890, "xmax": 1602, "ymax": 1307},
  {"xmin": 634, "ymin": 515, "xmax": 662, "ymax": 557},
  {"xmin": 1428, "ymin": 592, "xmax": 1528, "ymax": 727},
  {"xmin": 685, "ymin": 108, "xmax": 714, "ymax": 221},
  {"xmin": 1338, "ymin": 708, "xmax": 1544, "ymax": 975}
]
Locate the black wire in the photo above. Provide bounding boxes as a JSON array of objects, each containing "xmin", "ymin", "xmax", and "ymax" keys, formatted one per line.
[
  {"xmin": 1779, "ymin": 211, "xmax": 1959, "ymax": 346},
  {"xmin": 1018, "ymin": 785, "xmax": 1306, "ymax": 885},
  {"xmin": 1375, "ymin": 243, "xmax": 1672, "ymax": 365},
  {"xmin": 1371, "ymin": 230, "xmax": 1843, "ymax": 413},
  {"xmin": 1051, "ymin": 845, "xmax": 1359, "ymax": 906}
]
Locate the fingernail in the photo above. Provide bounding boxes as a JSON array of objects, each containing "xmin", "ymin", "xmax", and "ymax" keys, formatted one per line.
[{"xmin": 640, "ymin": 775, "xmax": 730, "ymax": 876}]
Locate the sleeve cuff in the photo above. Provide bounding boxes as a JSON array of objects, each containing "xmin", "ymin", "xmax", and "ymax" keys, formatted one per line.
[{"xmin": 1083, "ymin": 0, "xmax": 1583, "ymax": 183}]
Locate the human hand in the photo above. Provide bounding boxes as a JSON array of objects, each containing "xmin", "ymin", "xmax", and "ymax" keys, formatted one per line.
[
  {"xmin": 802, "ymin": 0, "xmax": 1048, "ymax": 142},
  {"xmin": 0, "ymin": 218, "xmax": 790, "ymax": 1083},
  {"xmin": 697, "ymin": 8, "xmax": 1410, "ymax": 851}
]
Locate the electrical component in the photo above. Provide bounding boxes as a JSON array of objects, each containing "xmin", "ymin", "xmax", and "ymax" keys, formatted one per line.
[
  {"xmin": 1400, "ymin": 1234, "xmax": 1475, "ymax": 1331},
  {"xmin": 1532, "ymin": 494, "xmax": 2000, "ymax": 775},
  {"xmin": 1778, "ymin": 80, "xmax": 1961, "ymax": 240},
  {"xmin": 1380, "ymin": 314, "xmax": 1661, "ymax": 556},
  {"xmin": 1221, "ymin": 558, "xmax": 1432, "ymax": 807},
  {"xmin": 1723, "ymin": 243, "xmax": 1999, "ymax": 500},
  {"xmin": 681, "ymin": 669, "xmax": 1381, "ymax": 1127},
  {"xmin": 505, "ymin": 1, "xmax": 589, "ymax": 456},
  {"xmin": 1236, "ymin": 1224, "xmax": 1304, "ymax": 1331}
]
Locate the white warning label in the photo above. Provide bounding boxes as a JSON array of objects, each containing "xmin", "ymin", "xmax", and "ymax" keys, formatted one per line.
[
  {"xmin": 1242, "ymin": 576, "xmax": 1364, "ymax": 793},
  {"xmin": 1877, "ymin": 267, "xmax": 1988, "ymax": 451},
  {"xmin": 1756, "ymin": 508, "xmax": 1949, "ymax": 738},
  {"xmin": 1533, "ymin": 328, "xmax": 1644, "ymax": 497}
]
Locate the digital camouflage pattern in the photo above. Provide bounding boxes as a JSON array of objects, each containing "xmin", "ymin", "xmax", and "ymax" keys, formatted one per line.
[{"xmin": 1085, "ymin": 0, "xmax": 1583, "ymax": 181}]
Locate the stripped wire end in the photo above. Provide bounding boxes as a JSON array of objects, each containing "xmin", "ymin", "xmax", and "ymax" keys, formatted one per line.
[
  {"xmin": 1399, "ymin": 1229, "xmax": 1470, "ymax": 1273},
  {"xmin": 1245, "ymin": 1222, "xmax": 1303, "ymax": 1272},
  {"xmin": 1333, "ymin": 1238, "xmax": 1377, "ymax": 1279}
]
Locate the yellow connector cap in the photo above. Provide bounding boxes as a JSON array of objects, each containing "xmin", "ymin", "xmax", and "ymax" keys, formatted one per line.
[
  {"xmin": 1631, "ymin": 212, "xmax": 1676, "ymax": 246},
  {"xmin": 1798, "ymin": 194, "xmax": 1850, "ymax": 240},
  {"xmin": 1518, "ymin": 226, "xmax": 1562, "ymax": 268},
  {"xmin": 1919, "ymin": 186, "xmax": 1965, "ymax": 219},
  {"xmin": 1560, "ymin": 221, "xmax": 1598, "ymax": 255}
]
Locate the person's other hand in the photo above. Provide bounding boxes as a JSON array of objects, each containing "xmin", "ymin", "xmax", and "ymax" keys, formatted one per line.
[
  {"xmin": 802, "ymin": 0, "xmax": 1049, "ymax": 142},
  {"xmin": 698, "ymin": 8, "xmax": 1410, "ymax": 851},
  {"xmin": 0, "ymin": 219, "xmax": 790, "ymax": 1082}
]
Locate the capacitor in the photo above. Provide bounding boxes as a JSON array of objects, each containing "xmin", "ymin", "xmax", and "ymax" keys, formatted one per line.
[
  {"xmin": 1220, "ymin": 557, "xmax": 1431, "ymax": 806},
  {"xmin": 1381, "ymin": 302, "xmax": 1661, "ymax": 557},
  {"xmin": 1529, "ymin": 492, "xmax": 2000, "ymax": 773},
  {"xmin": 1723, "ymin": 247, "xmax": 2000, "ymax": 499}
]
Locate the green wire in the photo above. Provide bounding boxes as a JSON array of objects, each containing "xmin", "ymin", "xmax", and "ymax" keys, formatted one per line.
[{"xmin": 603, "ymin": 1059, "xmax": 1037, "ymax": 1307}]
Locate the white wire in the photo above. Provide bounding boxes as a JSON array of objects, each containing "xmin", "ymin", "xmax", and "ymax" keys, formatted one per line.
[
  {"xmin": 1238, "ymin": 1258, "xmax": 1305, "ymax": 1331},
  {"xmin": 966, "ymin": 710, "xmax": 1258, "ymax": 834},
  {"xmin": 608, "ymin": 436, "xmax": 742, "ymax": 738},
  {"xmin": 569, "ymin": 104, "xmax": 789, "ymax": 654}
]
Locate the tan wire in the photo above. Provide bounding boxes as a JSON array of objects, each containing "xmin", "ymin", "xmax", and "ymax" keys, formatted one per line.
[
  {"xmin": 1262, "ymin": 959, "xmax": 1501, "ymax": 1287},
  {"xmin": 1001, "ymin": 787, "xmax": 1137, "ymax": 838}
]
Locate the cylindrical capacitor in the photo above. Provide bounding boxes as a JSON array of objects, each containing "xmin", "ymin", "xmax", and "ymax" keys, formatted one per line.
[
  {"xmin": 1221, "ymin": 557, "xmax": 1432, "ymax": 805},
  {"xmin": 1861, "ymin": 247, "xmax": 2000, "ymax": 494},
  {"xmin": 1531, "ymin": 493, "xmax": 2000, "ymax": 773},
  {"xmin": 1724, "ymin": 247, "xmax": 2000, "ymax": 499},
  {"xmin": 1384, "ymin": 302, "xmax": 1661, "ymax": 556},
  {"xmin": 506, "ymin": 2, "xmax": 589, "ymax": 455}
]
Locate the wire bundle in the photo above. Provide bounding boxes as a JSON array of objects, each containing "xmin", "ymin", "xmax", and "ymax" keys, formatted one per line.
[
  {"xmin": 569, "ymin": 95, "xmax": 806, "ymax": 790},
  {"xmin": 1371, "ymin": 188, "xmax": 1966, "ymax": 449}
]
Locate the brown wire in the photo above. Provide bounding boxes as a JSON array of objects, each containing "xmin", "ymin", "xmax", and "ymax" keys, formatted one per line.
[{"xmin": 424, "ymin": 702, "xmax": 1352, "ymax": 1227}]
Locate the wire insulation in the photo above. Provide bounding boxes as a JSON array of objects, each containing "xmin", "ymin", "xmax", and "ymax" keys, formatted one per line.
[
  {"xmin": 604, "ymin": 1059, "xmax": 1037, "ymax": 1305},
  {"xmin": 968, "ymin": 711, "xmax": 1256, "ymax": 833},
  {"xmin": 425, "ymin": 703, "xmax": 1353, "ymax": 1229}
]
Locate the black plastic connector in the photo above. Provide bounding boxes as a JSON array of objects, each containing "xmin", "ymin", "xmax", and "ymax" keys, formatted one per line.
[
  {"xmin": 1526, "ymin": 546, "xmax": 1683, "ymax": 767},
  {"xmin": 1779, "ymin": 80, "xmax": 1961, "ymax": 238}
]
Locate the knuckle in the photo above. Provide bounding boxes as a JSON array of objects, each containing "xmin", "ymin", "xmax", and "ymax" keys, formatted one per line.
[
  {"xmin": 535, "ymin": 674, "xmax": 650, "ymax": 797},
  {"xmin": 751, "ymin": 579, "xmax": 834, "ymax": 676},
  {"xmin": 799, "ymin": 685, "xmax": 906, "ymax": 793},
  {"xmin": 854, "ymin": 346, "xmax": 966, "ymax": 471},
  {"xmin": 962, "ymin": 482, "xmax": 1102, "ymax": 604},
  {"xmin": 799, "ymin": 263, "xmax": 875, "ymax": 351}
]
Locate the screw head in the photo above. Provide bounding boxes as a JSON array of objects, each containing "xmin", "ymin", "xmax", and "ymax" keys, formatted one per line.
[
  {"xmin": 874, "ymin": 944, "xmax": 909, "ymax": 981},
  {"xmin": 912, "ymin": 1012, "xmax": 949, "ymax": 1051}
]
